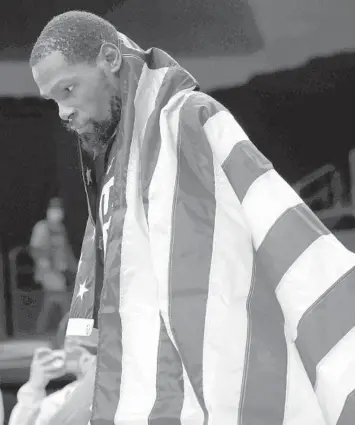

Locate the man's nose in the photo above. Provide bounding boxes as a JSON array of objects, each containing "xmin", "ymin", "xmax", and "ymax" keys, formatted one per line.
[{"xmin": 58, "ymin": 103, "xmax": 75, "ymax": 122}]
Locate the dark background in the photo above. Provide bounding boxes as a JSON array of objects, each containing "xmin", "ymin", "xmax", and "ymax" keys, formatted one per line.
[
  {"xmin": 0, "ymin": 100, "xmax": 86, "ymax": 258},
  {"xmin": 1, "ymin": 51, "xmax": 354, "ymax": 257},
  {"xmin": 0, "ymin": 0, "xmax": 263, "ymax": 60}
]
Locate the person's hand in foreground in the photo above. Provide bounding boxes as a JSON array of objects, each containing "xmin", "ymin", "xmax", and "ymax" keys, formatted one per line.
[
  {"xmin": 47, "ymin": 356, "xmax": 96, "ymax": 425},
  {"xmin": 29, "ymin": 347, "xmax": 67, "ymax": 391}
]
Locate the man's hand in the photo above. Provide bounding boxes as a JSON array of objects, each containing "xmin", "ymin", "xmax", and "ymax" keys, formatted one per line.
[{"xmin": 28, "ymin": 347, "xmax": 67, "ymax": 391}]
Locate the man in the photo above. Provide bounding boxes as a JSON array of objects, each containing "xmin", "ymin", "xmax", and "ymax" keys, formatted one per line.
[
  {"xmin": 8, "ymin": 314, "xmax": 96, "ymax": 425},
  {"xmin": 30, "ymin": 11, "xmax": 355, "ymax": 425}
]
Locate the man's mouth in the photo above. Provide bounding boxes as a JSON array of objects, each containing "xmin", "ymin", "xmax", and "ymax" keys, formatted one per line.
[
  {"xmin": 72, "ymin": 124, "xmax": 86, "ymax": 133},
  {"xmin": 74, "ymin": 123, "xmax": 89, "ymax": 134}
]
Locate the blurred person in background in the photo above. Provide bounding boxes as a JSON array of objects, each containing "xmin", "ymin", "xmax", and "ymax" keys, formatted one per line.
[
  {"xmin": 8, "ymin": 314, "xmax": 96, "ymax": 425},
  {"xmin": 30, "ymin": 197, "xmax": 77, "ymax": 293},
  {"xmin": 30, "ymin": 197, "xmax": 78, "ymax": 332}
]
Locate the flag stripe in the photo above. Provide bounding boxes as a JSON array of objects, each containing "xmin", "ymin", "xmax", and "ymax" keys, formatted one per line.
[
  {"xmin": 189, "ymin": 92, "xmax": 224, "ymax": 127},
  {"xmin": 69, "ymin": 222, "xmax": 96, "ymax": 322},
  {"xmin": 296, "ymin": 265, "xmax": 355, "ymax": 386},
  {"xmin": 337, "ymin": 390, "xmax": 355, "ymax": 425},
  {"xmin": 92, "ymin": 188, "xmax": 125, "ymax": 423},
  {"xmin": 133, "ymin": 64, "xmax": 169, "ymax": 208},
  {"xmin": 141, "ymin": 67, "xmax": 194, "ymax": 223},
  {"xmin": 239, "ymin": 250, "xmax": 287, "ymax": 425},
  {"xmin": 114, "ymin": 83, "xmax": 162, "ymax": 423},
  {"xmin": 283, "ymin": 342, "xmax": 326, "ymax": 425},
  {"xmin": 167, "ymin": 98, "xmax": 218, "ymax": 425},
  {"xmin": 92, "ymin": 153, "xmax": 128, "ymax": 424},
  {"xmin": 247, "ymin": 205, "xmax": 331, "ymax": 424},
  {"xmin": 316, "ymin": 327, "xmax": 355, "ymax": 424},
  {"xmin": 203, "ymin": 110, "xmax": 249, "ymax": 165},
  {"xmin": 148, "ymin": 315, "xmax": 185, "ymax": 425},
  {"xmin": 206, "ymin": 114, "xmax": 355, "ymax": 422},
  {"xmin": 204, "ymin": 108, "xmax": 329, "ymax": 424},
  {"xmin": 277, "ymin": 234, "xmax": 355, "ymax": 342},
  {"xmin": 149, "ymin": 89, "xmax": 203, "ymax": 424},
  {"xmin": 222, "ymin": 140, "xmax": 273, "ymax": 203},
  {"xmin": 242, "ymin": 169, "xmax": 303, "ymax": 250},
  {"xmin": 257, "ymin": 203, "xmax": 330, "ymax": 291},
  {"xmin": 145, "ymin": 70, "xmax": 195, "ymax": 425},
  {"xmin": 203, "ymin": 164, "xmax": 253, "ymax": 425}
]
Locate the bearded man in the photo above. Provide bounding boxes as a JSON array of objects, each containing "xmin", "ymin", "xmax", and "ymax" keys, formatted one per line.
[{"xmin": 30, "ymin": 10, "xmax": 355, "ymax": 425}]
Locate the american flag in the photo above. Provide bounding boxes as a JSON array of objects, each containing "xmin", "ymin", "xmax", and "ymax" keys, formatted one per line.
[{"xmin": 66, "ymin": 32, "xmax": 355, "ymax": 425}]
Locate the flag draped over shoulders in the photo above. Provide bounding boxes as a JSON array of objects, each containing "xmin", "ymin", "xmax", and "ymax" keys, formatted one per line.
[{"xmin": 66, "ymin": 32, "xmax": 355, "ymax": 425}]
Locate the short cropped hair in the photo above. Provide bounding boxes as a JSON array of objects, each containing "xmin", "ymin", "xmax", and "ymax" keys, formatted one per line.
[{"xmin": 30, "ymin": 11, "xmax": 118, "ymax": 67}]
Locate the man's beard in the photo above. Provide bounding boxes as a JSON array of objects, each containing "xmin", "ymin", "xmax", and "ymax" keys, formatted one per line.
[{"xmin": 64, "ymin": 95, "xmax": 121, "ymax": 158}]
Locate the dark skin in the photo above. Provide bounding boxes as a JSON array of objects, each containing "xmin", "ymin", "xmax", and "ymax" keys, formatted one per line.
[{"xmin": 31, "ymin": 43, "xmax": 123, "ymax": 156}]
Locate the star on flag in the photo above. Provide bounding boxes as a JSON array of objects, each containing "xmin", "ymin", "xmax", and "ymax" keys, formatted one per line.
[{"xmin": 77, "ymin": 279, "xmax": 89, "ymax": 300}]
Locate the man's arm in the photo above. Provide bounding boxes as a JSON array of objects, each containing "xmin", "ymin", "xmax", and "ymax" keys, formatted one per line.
[{"xmin": 196, "ymin": 92, "xmax": 355, "ymax": 424}]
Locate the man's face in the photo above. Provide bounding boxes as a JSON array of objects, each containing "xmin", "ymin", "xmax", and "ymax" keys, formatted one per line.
[{"xmin": 32, "ymin": 50, "xmax": 121, "ymax": 156}]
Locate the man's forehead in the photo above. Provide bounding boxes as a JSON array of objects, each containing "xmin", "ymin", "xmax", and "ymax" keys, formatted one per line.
[
  {"xmin": 32, "ymin": 51, "xmax": 69, "ymax": 81},
  {"xmin": 31, "ymin": 51, "xmax": 89, "ymax": 96}
]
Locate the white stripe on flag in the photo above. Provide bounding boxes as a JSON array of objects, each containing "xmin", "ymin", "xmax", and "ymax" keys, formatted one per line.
[
  {"xmin": 203, "ymin": 164, "xmax": 253, "ymax": 424},
  {"xmin": 113, "ymin": 137, "xmax": 160, "ymax": 425},
  {"xmin": 242, "ymin": 169, "xmax": 303, "ymax": 250},
  {"xmin": 283, "ymin": 340, "xmax": 326, "ymax": 425},
  {"xmin": 315, "ymin": 327, "xmax": 355, "ymax": 425},
  {"xmin": 276, "ymin": 234, "xmax": 355, "ymax": 342},
  {"xmin": 204, "ymin": 110, "xmax": 248, "ymax": 165},
  {"xmin": 149, "ymin": 88, "xmax": 204, "ymax": 424},
  {"xmin": 133, "ymin": 64, "xmax": 169, "ymax": 133},
  {"xmin": 114, "ymin": 65, "xmax": 169, "ymax": 425}
]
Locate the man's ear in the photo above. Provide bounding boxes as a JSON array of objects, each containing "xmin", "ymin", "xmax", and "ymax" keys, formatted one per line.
[{"xmin": 96, "ymin": 42, "xmax": 122, "ymax": 73}]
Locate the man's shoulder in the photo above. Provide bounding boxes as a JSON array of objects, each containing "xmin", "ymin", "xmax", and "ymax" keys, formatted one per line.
[{"xmin": 180, "ymin": 91, "xmax": 227, "ymax": 126}]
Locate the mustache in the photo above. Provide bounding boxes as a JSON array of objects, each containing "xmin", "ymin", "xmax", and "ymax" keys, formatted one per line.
[
  {"xmin": 61, "ymin": 120, "xmax": 92, "ymax": 135},
  {"xmin": 61, "ymin": 120, "xmax": 75, "ymax": 132}
]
